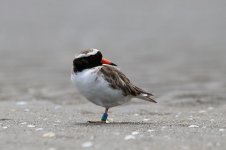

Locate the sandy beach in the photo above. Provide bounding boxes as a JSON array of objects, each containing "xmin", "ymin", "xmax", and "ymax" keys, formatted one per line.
[{"xmin": 0, "ymin": 1, "xmax": 226, "ymax": 150}]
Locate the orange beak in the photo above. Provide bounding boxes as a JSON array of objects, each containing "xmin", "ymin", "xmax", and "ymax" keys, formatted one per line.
[{"xmin": 101, "ymin": 58, "xmax": 117, "ymax": 66}]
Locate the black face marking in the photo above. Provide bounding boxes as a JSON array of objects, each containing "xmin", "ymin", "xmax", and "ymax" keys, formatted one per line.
[{"xmin": 73, "ymin": 51, "xmax": 102, "ymax": 72}]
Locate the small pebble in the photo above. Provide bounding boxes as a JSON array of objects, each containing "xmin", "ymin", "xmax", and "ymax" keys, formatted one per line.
[
  {"xmin": 82, "ymin": 142, "xmax": 93, "ymax": 148},
  {"xmin": 188, "ymin": 125, "xmax": 199, "ymax": 128},
  {"xmin": 27, "ymin": 124, "xmax": 35, "ymax": 128},
  {"xmin": 43, "ymin": 132, "xmax": 56, "ymax": 138},
  {"xmin": 134, "ymin": 113, "xmax": 139, "ymax": 116},
  {"xmin": 2, "ymin": 126, "xmax": 8, "ymax": 129},
  {"xmin": 16, "ymin": 101, "xmax": 27, "ymax": 106},
  {"xmin": 20, "ymin": 122, "xmax": 27, "ymax": 125},
  {"xmin": 143, "ymin": 118, "xmax": 150, "ymax": 122},
  {"xmin": 219, "ymin": 129, "xmax": 225, "ymax": 132},
  {"xmin": 124, "ymin": 135, "xmax": 136, "ymax": 140},
  {"xmin": 36, "ymin": 128, "xmax": 44, "ymax": 131},
  {"xmin": 131, "ymin": 131, "xmax": 139, "ymax": 135},
  {"xmin": 198, "ymin": 110, "xmax": 206, "ymax": 113},
  {"xmin": 147, "ymin": 129, "xmax": 155, "ymax": 132},
  {"xmin": 106, "ymin": 120, "xmax": 110, "ymax": 124}
]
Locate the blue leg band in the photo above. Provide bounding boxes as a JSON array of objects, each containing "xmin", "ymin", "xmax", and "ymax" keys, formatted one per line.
[{"xmin": 101, "ymin": 113, "xmax": 108, "ymax": 121}]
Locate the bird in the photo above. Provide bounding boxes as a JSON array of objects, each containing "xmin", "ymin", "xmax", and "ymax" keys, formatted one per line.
[{"xmin": 71, "ymin": 48, "xmax": 156, "ymax": 123}]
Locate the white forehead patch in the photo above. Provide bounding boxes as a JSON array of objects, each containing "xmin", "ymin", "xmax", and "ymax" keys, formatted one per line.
[{"xmin": 75, "ymin": 49, "xmax": 100, "ymax": 59}]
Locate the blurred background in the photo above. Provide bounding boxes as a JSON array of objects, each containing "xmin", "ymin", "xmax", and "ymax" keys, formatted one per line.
[{"xmin": 0, "ymin": 0, "xmax": 225, "ymax": 105}]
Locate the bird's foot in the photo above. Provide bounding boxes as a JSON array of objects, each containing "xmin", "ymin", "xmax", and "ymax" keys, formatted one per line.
[{"xmin": 88, "ymin": 110, "xmax": 112, "ymax": 124}]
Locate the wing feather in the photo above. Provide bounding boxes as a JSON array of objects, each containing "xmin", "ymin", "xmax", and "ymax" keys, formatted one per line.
[{"xmin": 98, "ymin": 65, "xmax": 156, "ymax": 103}]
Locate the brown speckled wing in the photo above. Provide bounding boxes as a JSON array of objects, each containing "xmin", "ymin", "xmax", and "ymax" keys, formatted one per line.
[{"xmin": 99, "ymin": 65, "xmax": 154, "ymax": 99}]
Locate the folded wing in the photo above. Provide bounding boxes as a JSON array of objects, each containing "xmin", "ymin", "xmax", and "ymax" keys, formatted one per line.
[{"xmin": 99, "ymin": 65, "xmax": 156, "ymax": 103}]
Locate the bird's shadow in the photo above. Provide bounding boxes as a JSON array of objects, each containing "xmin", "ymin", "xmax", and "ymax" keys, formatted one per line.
[
  {"xmin": 74, "ymin": 121, "xmax": 155, "ymax": 126},
  {"xmin": 0, "ymin": 118, "xmax": 12, "ymax": 121}
]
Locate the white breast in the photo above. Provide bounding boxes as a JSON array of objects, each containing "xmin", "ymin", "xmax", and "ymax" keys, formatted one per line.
[{"xmin": 71, "ymin": 67, "xmax": 131, "ymax": 108}]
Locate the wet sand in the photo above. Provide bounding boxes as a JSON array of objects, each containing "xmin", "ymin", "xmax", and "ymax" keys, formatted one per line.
[{"xmin": 0, "ymin": 1, "xmax": 226, "ymax": 150}]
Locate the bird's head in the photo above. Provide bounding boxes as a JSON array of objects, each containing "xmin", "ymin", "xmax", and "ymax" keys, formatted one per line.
[{"xmin": 73, "ymin": 48, "xmax": 116, "ymax": 72}]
